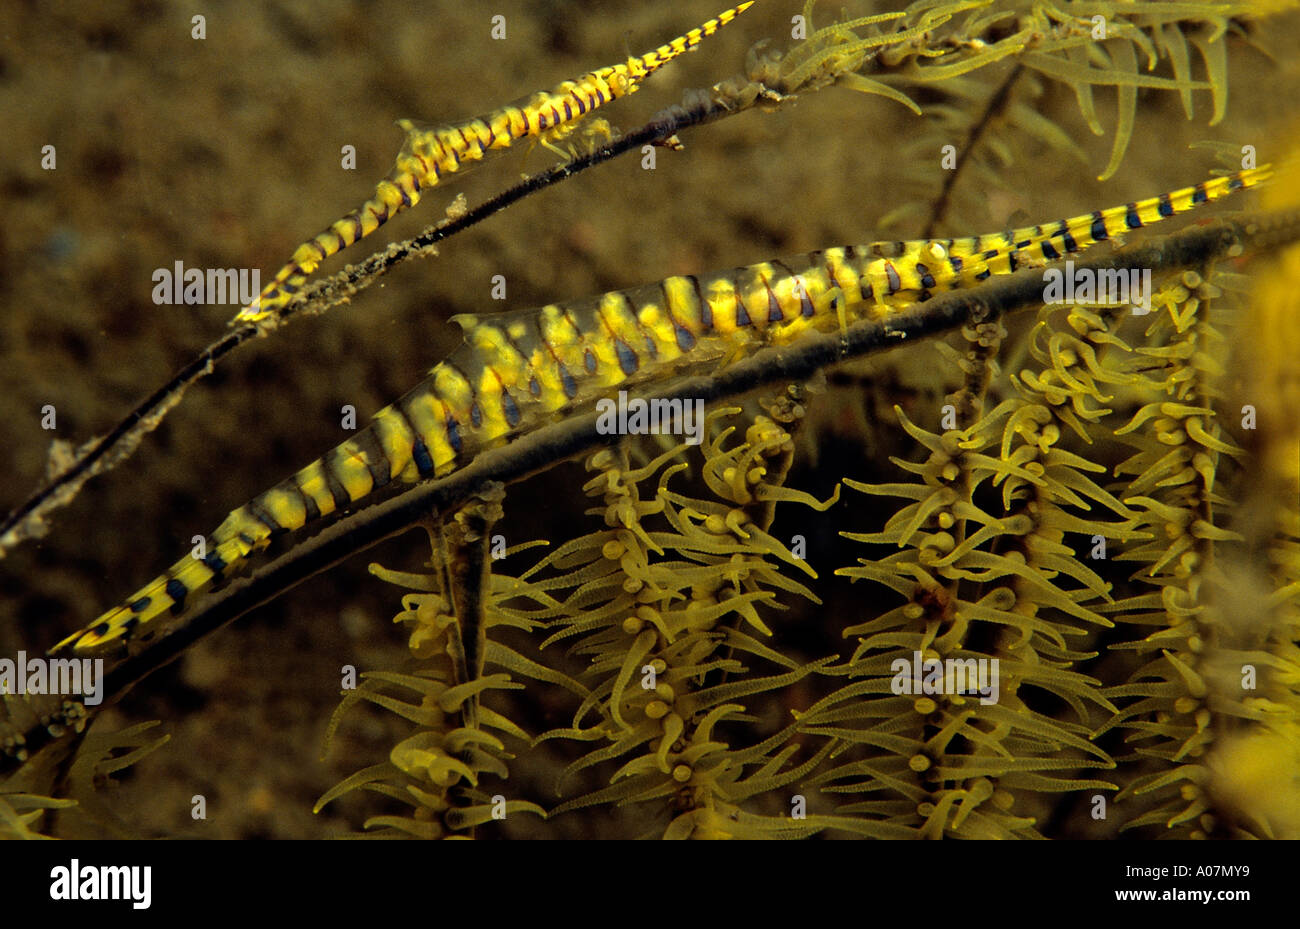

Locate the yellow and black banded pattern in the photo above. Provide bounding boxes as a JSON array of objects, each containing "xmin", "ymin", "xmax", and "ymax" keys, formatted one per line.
[
  {"xmin": 56, "ymin": 166, "xmax": 1268, "ymax": 655},
  {"xmin": 233, "ymin": 1, "xmax": 755, "ymax": 325}
]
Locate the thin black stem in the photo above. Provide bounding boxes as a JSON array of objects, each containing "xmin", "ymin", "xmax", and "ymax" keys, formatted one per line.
[{"xmin": 922, "ymin": 64, "xmax": 1023, "ymax": 240}]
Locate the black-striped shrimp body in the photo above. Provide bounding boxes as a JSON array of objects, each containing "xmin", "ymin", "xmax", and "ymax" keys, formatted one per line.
[
  {"xmin": 233, "ymin": 2, "xmax": 756, "ymax": 325},
  {"xmin": 54, "ymin": 166, "xmax": 1267, "ymax": 655}
]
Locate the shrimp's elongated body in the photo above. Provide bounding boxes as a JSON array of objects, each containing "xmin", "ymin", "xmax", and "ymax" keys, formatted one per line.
[
  {"xmin": 233, "ymin": 2, "xmax": 756, "ymax": 324},
  {"xmin": 56, "ymin": 166, "xmax": 1269, "ymax": 656}
]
